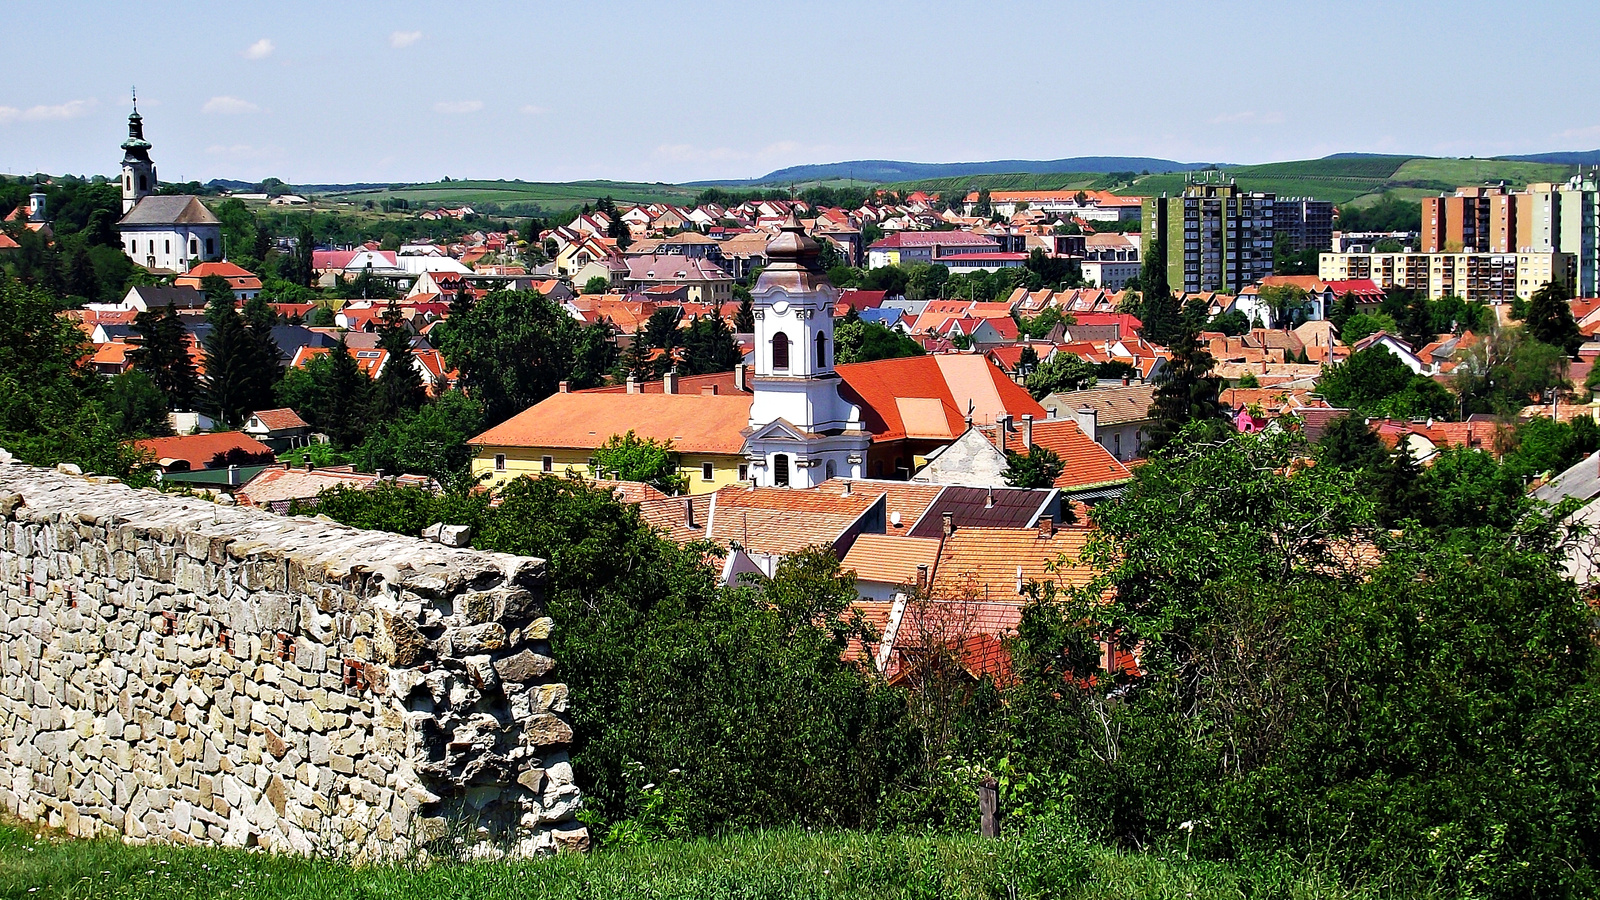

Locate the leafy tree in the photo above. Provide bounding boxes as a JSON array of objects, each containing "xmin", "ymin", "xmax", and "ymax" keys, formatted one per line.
[
  {"xmin": 1336, "ymin": 193, "xmax": 1421, "ymax": 232},
  {"xmin": 583, "ymin": 276, "xmax": 611, "ymax": 295},
  {"xmin": 352, "ymin": 390, "xmax": 484, "ymax": 487},
  {"xmin": 679, "ymin": 314, "xmax": 741, "ymax": 376},
  {"xmin": 592, "ymin": 430, "xmax": 687, "ymax": 494},
  {"xmin": 199, "ymin": 273, "xmax": 236, "ymax": 307},
  {"xmin": 904, "ymin": 263, "xmax": 949, "ymax": 301},
  {"xmin": 1235, "ymin": 370, "xmax": 1259, "ymax": 388},
  {"xmin": 1207, "ymin": 309, "xmax": 1250, "ymax": 336},
  {"xmin": 859, "ymin": 264, "xmax": 910, "ymax": 298},
  {"xmin": 1525, "ymin": 280, "xmax": 1581, "ymax": 357},
  {"xmin": 1453, "ymin": 327, "xmax": 1570, "ymax": 416},
  {"xmin": 1398, "ymin": 292, "xmax": 1434, "ymax": 350},
  {"xmin": 1023, "ymin": 248, "xmax": 1080, "ymax": 290},
  {"xmin": 971, "ymin": 188, "xmax": 991, "ymax": 218},
  {"xmin": 1329, "ymin": 291, "xmax": 1358, "ymax": 333},
  {"xmin": 1024, "ymin": 353, "xmax": 1097, "ymax": 400},
  {"xmin": 434, "ymin": 289, "xmax": 613, "ymax": 426},
  {"xmin": 833, "ymin": 319, "xmax": 923, "ymax": 364},
  {"xmin": 1014, "ymin": 306, "xmax": 1065, "ymax": 340},
  {"xmin": 1317, "ymin": 346, "xmax": 1454, "ymax": 419},
  {"xmin": 1316, "ymin": 412, "xmax": 1387, "ymax": 472},
  {"xmin": 102, "ymin": 370, "xmax": 172, "ymax": 437},
  {"xmin": 1144, "ymin": 326, "xmax": 1223, "ymax": 451},
  {"xmin": 1499, "ymin": 414, "xmax": 1600, "ymax": 482},
  {"xmin": 1339, "ymin": 311, "xmax": 1396, "ymax": 344},
  {"xmin": 128, "ymin": 303, "xmax": 200, "ymax": 410},
  {"xmin": 369, "ymin": 302, "xmax": 427, "ymax": 421},
  {"xmin": 1003, "ymin": 445, "xmax": 1062, "ymax": 489},
  {"xmin": 1255, "ymin": 284, "xmax": 1310, "ymax": 327}
]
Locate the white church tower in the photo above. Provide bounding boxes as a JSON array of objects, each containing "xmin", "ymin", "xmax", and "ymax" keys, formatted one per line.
[
  {"xmin": 743, "ymin": 212, "xmax": 871, "ymax": 487},
  {"xmin": 120, "ymin": 97, "xmax": 157, "ymax": 214}
]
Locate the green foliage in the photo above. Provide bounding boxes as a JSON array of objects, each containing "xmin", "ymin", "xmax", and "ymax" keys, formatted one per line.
[
  {"xmin": 434, "ymin": 289, "xmax": 614, "ymax": 426},
  {"xmin": 1235, "ymin": 370, "xmax": 1259, "ymax": 388},
  {"xmin": 102, "ymin": 370, "xmax": 173, "ymax": 438},
  {"xmin": 1317, "ymin": 346, "xmax": 1455, "ymax": 419},
  {"xmin": 1525, "ymin": 280, "xmax": 1581, "ymax": 357},
  {"xmin": 368, "ymin": 303, "xmax": 426, "ymax": 422},
  {"xmin": 1453, "ymin": 328, "xmax": 1570, "ymax": 416},
  {"xmin": 678, "ymin": 314, "xmax": 741, "ymax": 376},
  {"xmin": 274, "ymin": 336, "xmax": 372, "ymax": 449},
  {"xmin": 834, "ymin": 318, "xmax": 924, "ymax": 364},
  {"xmin": 1144, "ymin": 327, "xmax": 1224, "ymax": 451},
  {"xmin": 592, "ymin": 430, "xmax": 686, "ymax": 494},
  {"xmin": 1024, "ymin": 353, "xmax": 1096, "ymax": 400},
  {"xmin": 1341, "ymin": 311, "xmax": 1396, "ymax": 344},
  {"xmin": 201, "ymin": 294, "xmax": 280, "ymax": 427},
  {"xmin": 1497, "ymin": 414, "xmax": 1600, "ymax": 482},
  {"xmin": 351, "ymin": 391, "xmax": 485, "ymax": 487},
  {"xmin": 1003, "ymin": 446, "xmax": 1062, "ymax": 488},
  {"xmin": 582, "ymin": 276, "xmax": 611, "ymax": 295},
  {"xmin": 128, "ymin": 303, "xmax": 200, "ymax": 410},
  {"xmin": 1337, "ymin": 193, "xmax": 1423, "ymax": 232},
  {"xmin": 1207, "ymin": 309, "xmax": 1250, "ymax": 336},
  {"xmin": 1014, "ymin": 306, "xmax": 1065, "ymax": 340}
]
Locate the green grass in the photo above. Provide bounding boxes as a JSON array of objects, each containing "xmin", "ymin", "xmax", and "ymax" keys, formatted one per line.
[
  {"xmin": 0, "ymin": 821, "xmax": 1422, "ymax": 900},
  {"xmin": 318, "ymin": 179, "xmax": 701, "ymax": 209},
  {"xmin": 1106, "ymin": 157, "xmax": 1580, "ymax": 205}
]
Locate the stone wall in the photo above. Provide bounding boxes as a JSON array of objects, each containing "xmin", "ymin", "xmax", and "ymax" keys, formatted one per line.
[{"xmin": 0, "ymin": 462, "xmax": 587, "ymax": 858}]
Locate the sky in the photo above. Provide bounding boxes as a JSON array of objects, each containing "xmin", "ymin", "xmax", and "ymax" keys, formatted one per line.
[{"xmin": 3, "ymin": 0, "xmax": 1598, "ymax": 186}]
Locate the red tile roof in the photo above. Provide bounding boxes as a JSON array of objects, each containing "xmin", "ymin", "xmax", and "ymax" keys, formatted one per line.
[
  {"xmin": 135, "ymin": 432, "xmax": 275, "ymax": 471},
  {"xmin": 836, "ymin": 355, "xmax": 1045, "ymax": 441},
  {"xmin": 249, "ymin": 408, "xmax": 309, "ymax": 431},
  {"xmin": 841, "ymin": 534, "xmax": 943, "ymax": 586},
  {"xmin": 930, "ymin": 525, "xmax": 1096, "ymax": 603},
  {"xmin": 707, "ymin": 485, "xmax": 882, "ymax": 556},
  {"xmin": 985, "ymin": 419, "xmax": 1132, "ymax": 490},
  {"xmin": 470, "ymin": 391, "xmax": 755, "ymax": 455}
]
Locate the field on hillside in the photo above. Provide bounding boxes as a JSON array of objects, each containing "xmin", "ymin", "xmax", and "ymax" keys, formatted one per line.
[
  {"xmin": 318, "ymin": 179, "xmax": 700, "ymax": 211},
  {"xmin": 0, "ymin": 822, "xmax": 1408, "ymax": 900},
  {"xmin": 886, "ymin": 172, "xmax": 1109, "ymax": 196},
  {"xmin": 1107, "ymin": 157, "xmax": 1576, "ymax": 206}
]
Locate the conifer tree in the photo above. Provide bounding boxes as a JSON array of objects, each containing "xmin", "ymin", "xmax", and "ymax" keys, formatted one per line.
[
  {"xmin": 321, "ymin": 335, "xmax": 372, "ymax": 450},
  {"xmin": 129, "ymin": 303, "xmax": 200, "ymax": 410},
  {"xmin": 369, "ymin": 302, "xmax": 427, "ymax": 421},
  {"xmin": 620, "ymin": 326, "xmax": 653, "ymax": 382},
  {"xmin": 1145, "ymin": 324, "xmax": 1224, "ymax": 451},
  {"xmin": 1526, "ymin": 280, "xmax": 1581, "ymax": 357},
  {"xmin": 202, "ymin": 294, "xmax": 276, "ymax": 426}
]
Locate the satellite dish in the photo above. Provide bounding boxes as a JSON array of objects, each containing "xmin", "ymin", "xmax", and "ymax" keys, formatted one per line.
[{"xmin": 890, "ymin": 511, "xmax": 902, "ymax": 527}]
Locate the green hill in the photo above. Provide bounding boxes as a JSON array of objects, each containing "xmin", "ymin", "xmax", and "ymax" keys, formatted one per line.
[{"xmin": 317, "ymin": 179, "xmax": 699, "ymax": 212}]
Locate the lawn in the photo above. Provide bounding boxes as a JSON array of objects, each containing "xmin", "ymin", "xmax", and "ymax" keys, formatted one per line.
[{"xmin": 0, "ymin": 821, "xmax": 1423, "ymax": 900}]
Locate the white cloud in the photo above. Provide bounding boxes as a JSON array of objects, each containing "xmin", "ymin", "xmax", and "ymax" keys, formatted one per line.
[
  {"xmin": 1556, "ymin": 124, "xmax": 1600, "ymax": 142},
  {"xmin": 390, "ymin": 30, "xmax": 423, "ymax": 48},
  {"xmin": 434, "ymin": 100, "xmax": 483, "ymax": 114},
  {"xmin": 202, "ymin": 96, "xmax": 261, "ymax": 115},
  {"xmin": 1208, "ymin": 110, "xmax": 1285, "ymax": 126},
  {"xmin": 0, "ymin": 98, "xmax": 98, "ymax": 124},
  {"xmin": 519, "ymin": 104, "xmax": 548, "ymax": 115},
  {"xmin": 243, "ymin": 38, "xmax": 275, "ymax": 59}
]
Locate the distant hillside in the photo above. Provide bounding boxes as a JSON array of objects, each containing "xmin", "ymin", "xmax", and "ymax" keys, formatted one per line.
[
  {"xmin": 313, "ymin": 179, "xmax": 699, "ymax": 212},
  {"xmin": 1111, "ymin": 156, "xmax": 1576, "ymax": 206},
  {"xmin": 700, "ymin": 157, "xmax": 1212, "ymax": 187},
  {"xmin": 1495, "ymin": 150, "xmax": 1600, "ymax": 166}
]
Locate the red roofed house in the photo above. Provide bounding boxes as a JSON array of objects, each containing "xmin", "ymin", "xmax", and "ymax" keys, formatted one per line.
[
  {"xmin": 133, "ymin": 432, "xmax": 275, "ymax": 473},
  {"xmin": 173, "ymin": 261, "xmax": 263, "ymax": 301}
]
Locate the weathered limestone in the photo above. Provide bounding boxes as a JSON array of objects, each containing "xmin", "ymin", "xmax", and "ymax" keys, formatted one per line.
[{"xmin": 0, "ymin": 462, "xmax": 587, "ymax": 858}]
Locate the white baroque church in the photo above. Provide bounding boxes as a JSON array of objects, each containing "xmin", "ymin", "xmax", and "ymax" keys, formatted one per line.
[
  {"xmin": 116, "ymin": 102, "xmax": 222, "ymax": 273},
  {"xmin": 742, "ymin": 213, "xmax": 872, "ymax": 487}
]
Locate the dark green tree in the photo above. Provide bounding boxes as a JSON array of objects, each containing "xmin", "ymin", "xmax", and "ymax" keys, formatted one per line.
[
  {"xmin": 201, "ymin": 293, "xmax": 276, "ymax": 427},
  {"xmin": 128, "ymin": 303, "xmax": 200, "ymax": 410},
  {"xmin": 733, "ymin": 288, "xmax": 755, "ymax": 333},
  {"xmin": 592, "ymin": 430, "xmax": 687, "ymax": 494},
  {"xmin": 1003, "ymin": 445, "xmax": 1063, "ymax": 489},
  {"xmin": 369, "ymin": 302, "xmax": 427, "ymax": 421},
  {"xmin": 1525, "ymin": 280, "xmax": 1581, "ymax": 357},
  {"xmin": 1144, "ymin": 325, "xmax": 1224, "ymax": 451},
  {"xmin": 1024, "ymin": 353, "xmax": 1097, "ymax": 400}
]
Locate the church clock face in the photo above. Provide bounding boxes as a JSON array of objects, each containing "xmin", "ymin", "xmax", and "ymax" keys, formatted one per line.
[{"xmin": 770, "ymin": 299, "xmax": 789, "ymax": 316}]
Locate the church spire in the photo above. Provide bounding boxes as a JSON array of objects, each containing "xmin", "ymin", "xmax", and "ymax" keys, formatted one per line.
[{"xmin": 121, "ymin": 89, "xmax": 152, "ymax": 164}]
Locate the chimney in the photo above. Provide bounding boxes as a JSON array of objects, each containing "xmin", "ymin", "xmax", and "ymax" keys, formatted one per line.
[
  {"xmin": 227, "ymin": 464, "xmax": 238, "ymax": 486},
  {"xmin": 942, "ymin": 511, "xmax": 955, "ymax": 537},
  {"xmin": 1037, "ymin": 516, "xmax": 1055, "ymax": 539},
  {"xmin": 375, "ymin": 469, "xmax": 385, "ymax": 481},
  {"xmin": 558, "ymin": 380, "xmax": 569, "ymax": 393},
  {"xmin": 1122, "ymin": 375, "xmax": 1131, "ymax": 386},
  {"xmin": 998, "ymin": 413, "xmax": 1012, "ymax": 451},
  {"xmin": 626, "ymin": 376, "xmax": 639, "ymax": 394},
  {"xmin": 304, "ymin": 461, "xmax": 314, "ymax": 472},
  {"xmin": 684, "ymin": 496, "xmax": 697, "ymax": 529},
  {"xmin": 1022, "ymin": 414, "xmax": 1034, "ymax": 449},
  {"xmin": 702, "ymin": 384, "xmax": 718, "ymax": 396},
  {"xmin": 734, "ymin": 363, "xmax": 748, "ymax": 393},
  {"xmin": 841, "ymin": 479, "xmax": 852, "ymax": 495},
  {"xmin": 916, "ymin": 564, "xmax": 929, "ymax": 590},
  {"xmin": 664, "ymin": 369, "xmax": 679, "ymax": 394},
  {"xmin": 985, "ymin": 487, "xmax": 994, "ymax": 509}
]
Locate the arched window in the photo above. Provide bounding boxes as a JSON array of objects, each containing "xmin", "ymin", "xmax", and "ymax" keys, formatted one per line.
[
  {"xmin": 772, "ymin": 453, "xmax": 790, "ymax": 487},
  {"xmin": 815, "ymin": 333, "xmax": 828, "ymax": 368},
  {"xmin": 124, "ymin": 174, "xmax": 130, "ymax": 191},
  {"xmin": 138, "ymin": 175, "xmax": 147, "ymax": 191},
  {"xmin": 771, "ymin": 332, "xmax": 790, "ymax": 370},
  {"xmin": 825, "ymin": 459, "xmax": 837, "ymax": 480}
]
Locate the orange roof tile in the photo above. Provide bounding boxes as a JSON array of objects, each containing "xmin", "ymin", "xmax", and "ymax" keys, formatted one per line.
[
  {"xmin": 841, "ymin": 534, "xmax": 943, "ymax": 586},
  {"xmin": 814, "ymin": 478, "xmax": 944, "ymax": 533},
  {"xmin": 707, "ymin": 485, "xmax": 882, "ymax": 556},
  {"xmin": 930, "ymin": 525, "xmax": 1096, "ymax": 605},
  {"xmin": 135, "ymin": 432, "xmax": 275, "ymax": 470},
  {"xmin": 985, "ymin": 419, "xmax": 1131, "ymax": 490},
  {"xmin": 471, "ymin": 391, "xmax": 755, "ymax": 455},
  {"xmin": 837, "ymin": 355, "xmax": 1045, "ymax": 442}
]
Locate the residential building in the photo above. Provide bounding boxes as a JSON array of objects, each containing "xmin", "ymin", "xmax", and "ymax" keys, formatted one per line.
[
  {"xmin": 1273, "ymin": 197, "xmax": 1335, "ymax": 253},
  {"xmin": 134, "ymin": 432, "xmax": 275, "ymax": 474},
  {"xmin": 241, "ymin": 408, "xmax": 313, "ymax": 452},
  {"xmin": 866, "ymin": 231, "xmax": 1001, "ymax": 269},
  {"xmin": 624, "ymin": 254, "xmax": 735, "ymax": 305},
  {"xmin": 1142, "ymin": 180, "xmax": 1275, "ymax": 294},
  {"xmin": 1319, "ymin": 250, "xmax": 1573, "ymax": 307},
  {"xmin": 962, "ymin": 190, "xmax": 1144, "ymax": 223},
  {"xmin": 1421, "ymin": 177, "xmax": 1599, "ymax": 296},
  {"xmin": 173, "ymin": 261, "xmax": 263, "ymax": 300},
  {"xmin": 1043, "ymin": 381, "xmax": 1158, "ymax": 462},
  {"xmin": 115, "ymin": 104, "xmax": 221, "ymax": 272}
]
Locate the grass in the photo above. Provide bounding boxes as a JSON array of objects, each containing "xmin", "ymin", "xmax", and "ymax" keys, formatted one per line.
[
  {"xmin": 0, "ymin": 821, "xmax": 1424, "ymax": 900},
  {"xmin": 1104, "ymin": 157, "xmax": 1580, "ymax": 205}
]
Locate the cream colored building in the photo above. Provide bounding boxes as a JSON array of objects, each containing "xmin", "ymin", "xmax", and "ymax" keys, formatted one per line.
[{"xmin": 1319, "ymin": 250, "xmax": 1573, "ymax": 308}]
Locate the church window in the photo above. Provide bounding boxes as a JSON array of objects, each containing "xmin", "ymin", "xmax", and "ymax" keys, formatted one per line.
[
  {"xmin": 124, "ymin": 175, "xmax": 130, "ymax": 191},
  {"xmin": 138, "ymin": 175, "xmax": 147, "ymax": 191},
  {"xmin": 773, "ymin": 453, "xmax": 790, "ymax": 487},
  {"xmin": 771, "ymin": 332, "xmax": 790, "ymax": 370},
  {"xmin": 825, "ymin": 459, "xmax": 837, "ymax": 480},
  {"xmin": 815, "ymin": 333, "xmax": 828, "ymax": 368},
  {"xmin": 190, "ymin": 239, "xmax": 198, "ymax": 256},
  {"xmin": 206, "ymin": 238, "xmax": 215, "ymax": 256}
]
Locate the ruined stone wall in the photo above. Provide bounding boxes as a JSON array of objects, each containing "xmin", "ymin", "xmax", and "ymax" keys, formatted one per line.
[{"xmin": 0, "ymin": 462, "xmax": 587, "ymax": 858}]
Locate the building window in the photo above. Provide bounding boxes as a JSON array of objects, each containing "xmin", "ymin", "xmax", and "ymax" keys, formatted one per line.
[
  {"xmin": 738, "ymin": 463, "xmax": 748, "ymax": 481},
  {"xmin": 190, "ymin": 239, "xmax": 198, "ymax": 257},
  {"xmin": 165, "ymin": 240, "xmax": 171, "ymax": 255},
  {"xmin": 206, "ymin": 238, "xmax": 215, "ymax": 256},
  {"xmin": 825, "ymin": 459, "xmax": 837, "ymax": 480},
  {"xmin": 771, "ymin": 331, "xmax": 789, "ymax": 370},
  {"xmin": 541, "ymin": 455, "xmax": 553, "ymax": 473},
  {"xmin": 138, "ymin": 175, "xmax": 147, "ymax": 191},
  {"xmin": 494, "ymin": 454, "xmax": 506, "ymax": 472},
  {"xmin": 1113, "ymin": 433, "xmax": 1122, "ymax": 458},
  {"xmin": 772, "ymin": 453, "xmax": 790, "ymax": 487},
  {"xmin": 701, "ymin": 462, "xmax": 714, "ymax": 482},
  {"xmin": 124, "ymin": 174, "xmax": 130, "ymax": 191},
  {"xmin": 815, "ymin": 333, "xmax": 828, "ymax": 368}
]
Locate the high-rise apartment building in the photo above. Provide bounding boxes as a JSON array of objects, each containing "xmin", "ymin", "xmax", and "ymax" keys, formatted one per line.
[
  {"xmin": 1423, "ymin": 175, "xmax": 1598, "ymax": 295},
  {"xmin": 1142, "ymin": 180, "xmax": 1275, "ymax": 294},
  {"xmin": 1272, "ymin": 197, "xmax": 1335, "ymax": 253}
]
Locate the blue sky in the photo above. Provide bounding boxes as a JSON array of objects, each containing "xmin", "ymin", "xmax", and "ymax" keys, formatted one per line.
[{"xmin": 3, "ymin": 0, "xmax": 1597, "ymax": 185}]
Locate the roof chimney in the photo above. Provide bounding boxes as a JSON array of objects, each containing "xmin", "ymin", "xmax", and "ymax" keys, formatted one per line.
[
  {"xmin": 998, "ymin": 413, "xmax": 1012, "ymax": 451},
  {"xmin": 664, "ymin": 369, "xmax": 679, "ymax": 394},
  {"xmin": 558, "ymin": 380, "xmax": 569, "ymax": 393},
  {"xmin": 1022, "ymin": 414, "xmax": 1033, "ymax": 449},
  {"xmin": 626, "ymin": 376, "xmax": 639, "ymax": 394},
  {"xmin": 734, "ymin": 363, "xmax": 748, "ymax": 393},
  {"xmin": 841, "ymin": 479, "xmax": 852, "ymax": 495},
  {"xmin": 227, "ymin": 464, "xmax": 238, "ymax": 486},
  {"xmin": 942, "ymin": 511, "xmax": 955, "ymax": 537},
  {"xmin": 702, "ymin": 384, "xmax": 718, "ymax": 396},
  {"xmin": 304, "ymin": 461, "xmax": 314, "ymax": 472},
  {"xmin": 916, "ymin": 564, "xmax": 929, "ymax": 590},
  {"xmin": 985, "ymin": 487, "xmax": 994, "ymax": 509},
  {"xmin": 684, "ymin": 496, "xmax": 697, "ymax": 529},
  {"xmin": 1122, "ymin": 375, "xmax": 1131, "ymax": 386},
  {"xmin": 375, "ymin": 469, "xmax": 385, "ymax": 481},
  {"xmin": 1037, "ymin": 516, "xmax": 1055, "ymax": 539}
]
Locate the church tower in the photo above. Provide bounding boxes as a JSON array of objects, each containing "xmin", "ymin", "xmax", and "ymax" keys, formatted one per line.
[
  {"xmin": 120, "ymin": 97, "xmax": 156, "ymax": 214},
  {"xmin": 743, "ymin": 212, "xmax": 870, "ymax": 488}
]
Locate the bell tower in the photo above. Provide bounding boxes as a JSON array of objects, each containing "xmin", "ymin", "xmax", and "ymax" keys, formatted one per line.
[
  {"xmin": 743, "ymin": 212, "xmax": 870, "ymax": 487},
  {"xmin": 120, "ymin": 91, "xmax": 156, "ymax": 214}
]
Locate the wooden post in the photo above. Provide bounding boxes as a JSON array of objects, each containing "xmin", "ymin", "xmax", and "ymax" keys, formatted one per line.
[{"xmin": 978, "ymin": 776, "xmax": 999, "ymax": 838}]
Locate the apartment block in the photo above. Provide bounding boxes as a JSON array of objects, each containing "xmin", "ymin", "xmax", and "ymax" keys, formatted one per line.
[
  {"xmin": 1142, "ymin": 180, "xmax": 1275, "ymax": 294},
  {"xmin": 1319, "ymin": 250, "xmax": 1573, "ymax": 311},
  {"xmin": 1273, "ymin": 197, "xmax": 1335, "ymax": 253},
  {"xmin": 1423, "ymin": 175, "xmax": 1599, "ymax": 295}
]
